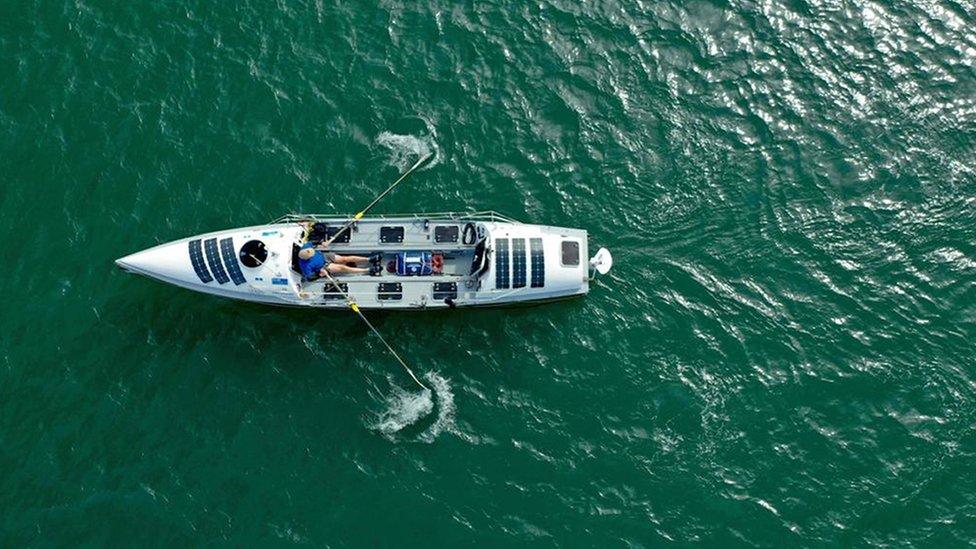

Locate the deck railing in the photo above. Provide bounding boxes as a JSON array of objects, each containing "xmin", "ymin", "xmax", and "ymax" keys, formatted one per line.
[{"xmin": 269, "ymin": 210, "xmax": 521, "ymax": 225}]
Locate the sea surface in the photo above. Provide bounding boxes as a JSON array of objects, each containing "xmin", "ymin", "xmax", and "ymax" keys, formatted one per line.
[{"xmin": 2, "ymin": 0, "xmax": 976, "ymax": 545}]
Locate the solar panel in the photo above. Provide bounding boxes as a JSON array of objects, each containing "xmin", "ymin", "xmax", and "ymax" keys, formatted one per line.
[
  {"xmin": 188, "ymin": 240, "xmax": 213, "ymax": 283},
  {"xmin": 220, "ymin": 237, "xmax": 247, "ymax": 285},
  {"xmin": 512, "ymin": 238, "xmax": 527, "ymax": 288},
  {"xmin": 204, "ymin": 238, "xmax": 230, "ymax": 284},
  {"xmin": 495, "ymin": 238, "xmax": 510, "ymax": 289},
  {"xmin": 530, "ymin": 238, "xmax": 545, "ymax": 288}
]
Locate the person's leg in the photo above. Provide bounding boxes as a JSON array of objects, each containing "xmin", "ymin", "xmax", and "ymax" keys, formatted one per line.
[
  {"xmin": 326, "ymin": 263, "xmax": 369, "ymax": 275},
  {"xmin": 332, "ymin": 254, "xmax": 370, "ymax": 264}
]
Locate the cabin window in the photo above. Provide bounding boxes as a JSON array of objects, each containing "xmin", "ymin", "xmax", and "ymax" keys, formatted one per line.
[{"xmin": 561, "ymin": 240, "xmax": 580, "ymax": 266}]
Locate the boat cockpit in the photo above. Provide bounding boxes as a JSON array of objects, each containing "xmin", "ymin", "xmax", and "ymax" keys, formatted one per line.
[{"xmin": 288, "ymin": 220, "xmax": 490, "ymax": 294}]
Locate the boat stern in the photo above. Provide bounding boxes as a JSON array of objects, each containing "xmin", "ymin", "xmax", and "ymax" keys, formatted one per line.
[{"xmin": 471, "ymin": 220, "xmax": 592, "ymax": 305}]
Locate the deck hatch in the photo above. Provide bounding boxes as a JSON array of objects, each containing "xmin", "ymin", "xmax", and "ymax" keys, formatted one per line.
[
  {"xmin": 378, "ymin": 282, "xmax": 402, "ymax": 301},
  {"xmin": 188, "ymin": 240, "xmax": 213, "ymax": 283},
  {"xmin": 512, "ymin": 239, "xmax": 527, "ymax": 288},
  {"xmin": 380, "ymin": 226, "xmax": 404, "ymax": 243},
  {"xmin": 434, "ymin": 225, "xmax": 459, "ymax": 243},
  {"xmin": 495, "ymin": 238, "xmax": 510, "ymax": 289},
  {"xmin": 220, "ymin": 238, "xmax": 247, "ymax": 285},
  {"xmin": 204, "ymin": 238, "xmax": 230, "ymax": 284},
  {"xmin": 239, "ymin": 240, "xmax": 268, "ymax": 268},
  {"xmin": 323, "ymin": 282, "xmax": 348, "ymax": 300},
  {"xmin": 530, "ymin": 238, "xmax": 545, "ymax": 288},
  {"xmin": 324, "ymin": 225, "xmax": 351, "ymax": 243},
  {"xmin": 433, "ymin": 282, "xmax": 457, "ymax": 300}
]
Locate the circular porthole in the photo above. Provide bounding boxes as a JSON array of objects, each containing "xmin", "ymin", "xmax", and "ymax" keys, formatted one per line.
[{"xmin": 239, "ymin": 240, "xmax": 268, "ymax": 268}]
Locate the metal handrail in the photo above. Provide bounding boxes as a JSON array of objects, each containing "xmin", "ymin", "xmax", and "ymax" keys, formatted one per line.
[{"xmin": 269, "ymin": 210, "xmax": 521, "ymax": 225}]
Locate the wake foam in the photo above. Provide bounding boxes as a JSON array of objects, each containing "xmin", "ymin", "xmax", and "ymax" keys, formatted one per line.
[
  {"xmin": 417, "ymin": 371, "xmax": 455, "ymax": 443},
  {"xmin": 376, "ymin": 117, "xmax": 441, "ymax": 171},
  {"xmin": 372, "ymin": 382, "xmax": 434, "ymax": 435},
  {"xmin": 370, "ymin": 371, "xmax": 456, "ymax": 443}
]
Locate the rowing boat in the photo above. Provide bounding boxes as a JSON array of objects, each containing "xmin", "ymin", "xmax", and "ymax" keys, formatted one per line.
[
  {"xmin": 115, "ymin": 210, "xmax": 613, "ymax": 309},
  {"xmin": 116, "ymin": 156, "xmax": 611, "ymax": 388}
]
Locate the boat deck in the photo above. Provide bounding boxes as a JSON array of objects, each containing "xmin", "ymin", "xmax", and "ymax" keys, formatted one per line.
[{"xmin": 117, "ymin": 212, "xmax": 596, "ymax": 309}]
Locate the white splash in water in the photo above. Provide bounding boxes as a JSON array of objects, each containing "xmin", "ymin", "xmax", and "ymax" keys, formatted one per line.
[
  {"xmin": 372, "ymin": 383, "xmax": 434, "ymax": 435},
  {"xmin": 375, "ymin": 117, "xmax": 441, "ymax": 171},
  {"xmin": 370, "ymin": 372, "xmax": 456, "ymax": 443},
  {"xmin": 417, "ymin": 371, "xmax": 455, "ymax": 443}
]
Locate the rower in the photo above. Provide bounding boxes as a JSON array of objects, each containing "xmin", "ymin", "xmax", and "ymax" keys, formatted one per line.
[{"xmin": 297, "ymin": 243, "xmax": 380, "ymax": 280}]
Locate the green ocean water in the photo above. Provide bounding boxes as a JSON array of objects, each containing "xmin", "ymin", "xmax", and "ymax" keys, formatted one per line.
[{"xmin": 3, "ymin": 0, "xmax": 976, "ymax": 545}]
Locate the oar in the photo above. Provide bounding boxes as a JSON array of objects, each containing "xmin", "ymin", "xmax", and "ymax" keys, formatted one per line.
[
  {"xmin": 321, "ymin": 270, "xmax": 428, "ymax": 391},
  {"xmin": 321, "ymin": 152, "xmax": 434, "ymax": 248},
  {"xmin": 314, "ymin": 153, "xmax": 436, "ymax": 391}
]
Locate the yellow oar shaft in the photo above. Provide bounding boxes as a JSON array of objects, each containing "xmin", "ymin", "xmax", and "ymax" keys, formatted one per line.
[
  {"xmin": 323, "ymin": 153, "xmax": 432, "ymax": 247},
  {"xmin": 312, "ymin": 154, "xmax": 434, "ymax": 390},
  {"xmin": 322, "ymin": 271, "xmax": 428, "ymax": 391}
]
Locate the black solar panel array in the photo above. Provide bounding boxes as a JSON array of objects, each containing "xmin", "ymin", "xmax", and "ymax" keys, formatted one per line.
[
  {"xmin": 530, "ymin": 238, "xmax": 545, "ymax": 288},
  {"xmin": 204, "ymin": 238, "xmax": 230, "ymax": 284},
  {"xmin": 495, "ymin": 238, "xmax": 510, "ymax": 289},
  {"xmin": 512, "ymin": 239, "xmax": 527, "ymax": 288},
  {"xmin": 220, "ymin": 238, "xmax": 246, "ymax": 285},
  {"xmin": 188, "ymin": 240, "xmax": 213, "ymax": 283}
]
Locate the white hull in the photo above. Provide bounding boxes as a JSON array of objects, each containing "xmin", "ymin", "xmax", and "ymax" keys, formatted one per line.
[{"xmin": 116, "ymin": 212, "xmax": 605, "ymax": 309}]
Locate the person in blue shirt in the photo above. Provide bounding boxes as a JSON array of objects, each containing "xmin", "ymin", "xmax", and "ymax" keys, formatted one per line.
[{"xmin": 297, "ymin": 242, "xmax": 373, "ymax": 279}]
